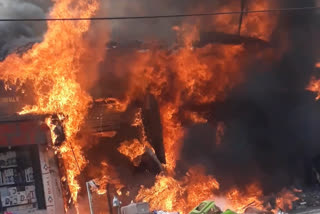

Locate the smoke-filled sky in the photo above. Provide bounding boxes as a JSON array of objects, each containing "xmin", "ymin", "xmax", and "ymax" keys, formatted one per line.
[
  {"xmin": 0, "ymin": 0, "xmax": 210, "ymax": 52},
  {"xmin": 181, "ymin": 0, "xmax": 320, "ymax": 192},
  {"xmin": 1, "ymin": 0, "xmax": 317, "ymax": 49},
  {"xmin": 104, "ymin": 0, "xmax": 222, "ymax": 42},
  {"xmin": 0, "ymin": 0, "xmax": 52, "ymax": 57}
]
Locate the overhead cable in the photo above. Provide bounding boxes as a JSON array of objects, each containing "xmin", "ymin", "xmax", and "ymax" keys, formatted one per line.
[{"xmin": 0, "ymin": 6, "xmax": 320, "ymax": 22}]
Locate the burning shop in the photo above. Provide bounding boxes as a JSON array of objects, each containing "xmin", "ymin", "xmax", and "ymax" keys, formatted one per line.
[{"xmin": 1, "ymin": 0, "xmax": 320, "ymax": 214}]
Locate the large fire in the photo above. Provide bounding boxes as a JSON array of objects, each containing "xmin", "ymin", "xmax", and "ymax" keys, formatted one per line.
[
  {"xmin": 123, "ymin": 0, "xmax": 296, "ymax": 213},
  {"xmin": 137, "ymin": 166, "xmax": 220, "ymax": 213},
  {"xmin": 137, "ymin": 171, "xmax": 297, "ymax": 214},
  {"xmin": 0, "ymin": 0, "xmax": 107, "ymax": 206},
  {"xmin": 0, "ymin": 0, "xmax": 299, "ymax": 213},
  {"xmin": 127, "ymin": 41, "xmax": 246, "ymax": 172}
]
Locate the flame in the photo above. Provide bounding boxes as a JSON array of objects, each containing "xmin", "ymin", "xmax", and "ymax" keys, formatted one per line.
[
  {"xmin": 92, "ymin": 131, "xmax": 117, "ymax": 138},
  {"xmin": 0, "ymin": 0, "xmax": 290, "ymax": 212},
  {"xmin": 93, "ymin": 161, "xmax": 123, "ymax": 195},
  {"xmin": 45, "ymin": 116, "xmax": 58, "ymax": 144},
  {"xmin": 274, "ymin": 189, "xmax": 299, "ymax": 211},
  {"xmin": 161, "ymin": 103, "xmax": 185, "ymax": 173},
  {"xmin": 225, "ymin": 184, "xmax": 264, "ymax": 212},
  {"xmin": 185, "ymin": 111, "xmax": 208, "ymax": 124},
  {"xmin": 118, "ymin": 139, "xmax": 146, "ymax": 165},
  {"xmin": 307, "ymin": 76, "xmax": 320, "ymax": 100},
  {"xmin": 213, "ymin": 0, "xmax": 277, "ymax": 41},
  {"xmin": 136, "ymin": 166, "xmax": 219, "ymax": 214},
  {"xmin": 132, "ymin": 108, "xmax": 144, "ymax": 127},
  {"xmin": 137, "ymin": 175, "xmax": 184, "ymax": 211},
  {"xmin": 121, "ymin": 1, "xmax": 290, "ymax": 213},
  {"xmin": 224, "ymin": 186, "xmax": 298, "ymax": 213},
  {"xmin": 127, "ymin": 41, "xmax": 246, "ymax": 173},
  {"xmin": 137, "ymin": 175, "xmax": 298, "ymax": 214},
  {"xmin": 0, "ymin": 0, "xmax": 107, "ymax": 205},
  {"xmin": 122, "ymin": 24, "xmax": 247, "ymax": 172},
  {"xmin": 132, "ymin": 108, "xmax": 155, "ymax": 152},
  {"xmin": 119, "ymin": 108, "xmax": 155, "ymax": 166},
  {"xmin": 96, "ymin": 97, "xmax": 130, "ymax": 112}
]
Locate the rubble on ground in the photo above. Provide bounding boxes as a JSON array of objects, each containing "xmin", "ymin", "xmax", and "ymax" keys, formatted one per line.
[{"xmin": 290, "ymin": 187, "xmax": 320, "ymax": 213}]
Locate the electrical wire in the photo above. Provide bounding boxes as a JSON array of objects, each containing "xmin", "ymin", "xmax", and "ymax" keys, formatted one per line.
[
  {"xmin": 0, "ymin": 6, "xmax": 320, "ymax": 22},
  {"xmin": 68, "ymin": 141, "xmax": 82, "ymax": 174}
]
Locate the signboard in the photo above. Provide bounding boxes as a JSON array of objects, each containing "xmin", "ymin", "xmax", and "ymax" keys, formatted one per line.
[
  {"xmin": 1, "ymin": 185, "xmax": 36, "ymax": 208},
  {"xmin": 0, "ymin": 121, "xmax": 49, "ymax": 147},
  {"xmin": 39, "ymin": 147, "xmax": 56, "ymax": 214}
]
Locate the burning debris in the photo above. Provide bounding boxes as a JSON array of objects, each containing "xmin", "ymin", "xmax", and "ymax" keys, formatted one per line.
[{"xmin": 0, "ymin": 0, "xmax": 319, "ymax": 214}]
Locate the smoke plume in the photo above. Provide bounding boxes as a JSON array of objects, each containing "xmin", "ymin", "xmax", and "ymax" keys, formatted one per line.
[
  {"xmin": 0, "ymin": 0, "xmax": 51, "ymax": 58},
  {"xmin": 181, "ymin": 0, "xmax": 320, "ymax": 193},
  {"xmin": 104, "ymin": 0, "xmax": 230, "ymax": 43}
]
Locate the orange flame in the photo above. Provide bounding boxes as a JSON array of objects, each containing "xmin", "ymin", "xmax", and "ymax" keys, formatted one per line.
[
  {"xmin": 185, "ymin": 111, "xmax": 208, "ymax": 124},
  {"xmin": 0, "ymin": 0, "xmax": 291, "ymax": 212},
  {"xmin": 213, "ymin": 0, "xmax": 277, "ymax": 41},
  {"xmin": 307, "ymin": 76, "xmax": 320, "ymax": 100},
  {"xmin": 118, "ymin": 139, "xmax": 146, "ymax": 166},
  {"xmin": 132, "ymin": 108, "xmax": 156, "ymax": 152},
  {"xmin": 0, "ymin": 0, "xmax": 107, "ymax": 204},
  {"xmin": 274, "ymin": 188, "xmax": 299, "ymax": 211},
  {"xmin": 126, "ymin": 1, "xmax": 289, "ymax": 213},
  {"xmin": 93, "ymin": 161, "xmax": 123, "ymax": 195},
  {"xmin": 137, "ymin": 166, "xmax": 219, "ymax": 214},
  {"xmin": 161, "ymin": 104, "xmax": 185, "ymax": 173},
  {"xmin": 225, "ymin": 184, "xmax": 264, "ymax": 212},
  {"xmin": 138, "ymin": 176, "xmax": 298, "ymax": 214},
  {"xmin": 127, "ymin": 41, "xmax": 246, "ymax": 173},
  {"xmin": 96, "ymin": 97, "xmax": 130, "ymax": 112}
]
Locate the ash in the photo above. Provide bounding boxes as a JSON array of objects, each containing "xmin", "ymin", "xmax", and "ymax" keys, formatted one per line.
[{"xmin": 290, "ymin": 187, "xmax": 320, "ymax": 214}]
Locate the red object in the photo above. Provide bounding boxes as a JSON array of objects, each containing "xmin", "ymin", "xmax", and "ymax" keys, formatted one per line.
[{"xmin": 0, "ymin": 120, "xmax": 50, "ymax": 147}]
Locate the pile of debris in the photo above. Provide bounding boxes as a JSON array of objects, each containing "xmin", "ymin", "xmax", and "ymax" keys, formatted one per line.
[{"xmin": 290, "ymin": 187, "xmax": 320, "ymax": 214}]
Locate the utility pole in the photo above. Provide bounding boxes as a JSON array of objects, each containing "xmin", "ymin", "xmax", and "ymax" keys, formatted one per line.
[{"xmin": 238, "ymin": 0, "xmax": 247, "ymax": 35}]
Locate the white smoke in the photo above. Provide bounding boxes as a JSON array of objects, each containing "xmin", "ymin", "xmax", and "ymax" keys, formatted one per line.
[{"xmin": 0, "ymin": 0, "xmax": 51, "ymax": 57}]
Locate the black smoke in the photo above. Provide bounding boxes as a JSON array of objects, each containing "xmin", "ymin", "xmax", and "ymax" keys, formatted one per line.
[
  {"xmin": 0, "ymin": 0, "xmax": 52, "ymax": 58},
  {"xmin": 180, "ymin": 0, "xmax": 320, "ymax": 193}
]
